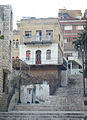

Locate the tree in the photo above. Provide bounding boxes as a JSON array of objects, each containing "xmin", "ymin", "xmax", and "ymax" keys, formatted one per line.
[
  {"xmin": 73, "ymin": 20, "xmax": 87, "ymax": 96},
  {"xmin": 0, "ymin": 35, "xmax": 4, "ymax": 39},
  {"xmin": 73, "ymin": 21, "xmax": 87, "ymax": 77}
]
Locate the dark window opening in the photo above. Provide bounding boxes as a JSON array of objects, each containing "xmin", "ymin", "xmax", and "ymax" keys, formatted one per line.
[
  {"xmin": 0, "ymin": 30, "xmax": 1, "ymax": 35},
  {"xmin": 36, "ymin": 30, "xmax": 42, "ymax": 41},
  {"xmin": 13, "ymin": 40, "xmax": 15, "ymax": 48},
  {"xmin": 46, "ymin": 30, "xmax": 53, "ymax": 40},
  {"xmin": 3, "ymin": 72, "xmax": 7, "ymax": 93},
  {"xmin": 16, "ymin": 40, "xmax": 19, "ymax": 48},
  {"xmin": 36, "ymin": 50, "xmax": 41, "ymax": 64},
  {"xmin": 46, "ymin": 50, "xmax": 51, "ymax": 60},
  {"xmin": 58, "ymin": 34, "xmax": 60, "ymax": 41},
  {"xmin": 25, "ymin": 31, "xmax": 32, "ymax": 38}
]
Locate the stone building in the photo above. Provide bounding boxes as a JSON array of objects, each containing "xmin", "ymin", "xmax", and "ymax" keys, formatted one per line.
[
  {"xmin": 20, "ymin": 81, "xmax": 49, "ymax": 104},
  {"xmin": 0, "ymin": 5, "xmax": 13, "ymax": 111},
  {"xmin": 12, "ymin": 18, "xmax": 67, "ymax": 94},
  {"xmin": 58, "ymin": 9, "xmax": 86, "ymax": 75},
  {"xmin": 12, "ymin": 30, "xmax": 20, "ymax": 59}
]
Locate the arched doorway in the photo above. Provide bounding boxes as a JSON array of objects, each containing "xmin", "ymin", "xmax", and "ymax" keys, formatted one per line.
[{"xmin": 36, "ymin": 50, "xmax": 41, "ymax": 64}]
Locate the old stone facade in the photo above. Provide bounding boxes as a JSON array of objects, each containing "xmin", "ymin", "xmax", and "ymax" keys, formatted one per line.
[
  {"xmin": 0, "ymin": 5, "xmax": 13, "ymax": 110},
  {"xmin": 13, "ymin": 18, "xmax": 64, "ymax": 59},
  {"xmin": 58, "ymin": 9, "xmax": 87, "ymax": 75},
  {"xmin": 58, "ymin": 9, "xmax": 84, "ymax": 58},
  {"xmin": 12, "ymin": 30, "xmax": 20, "ymax": 59},
  {"xmin": 12, "ymin": 18, "xmax": 67, "ymax": 94},
  {"xmin": 20, "ymin": 82, "xmax": 49, "ymax": 104}
]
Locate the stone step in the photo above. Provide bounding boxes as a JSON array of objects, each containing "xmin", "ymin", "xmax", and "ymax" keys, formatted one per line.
[
  {"xmin": 0, "ymin": 111, "xmax": 85, "ymax": 120},
  {"xmin": 0, "ymin": 94, "xmax": 9, "ymax": 112},
  {"xmin": 55, "ymin": 87, "xmax": 83, "ymax": 96},
  {"xmin": 14, "ymin": 104, "xmax": 84, "ymax": 111},
  {"xmin": 46, "ymin": 95, "xmax": 83, "ymax": 106}
]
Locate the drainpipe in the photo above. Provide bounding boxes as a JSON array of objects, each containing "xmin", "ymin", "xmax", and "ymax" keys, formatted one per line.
[
  {"xmin": 18, "ymin": 60, "xmax": 21, "ymax": 103},
  {"xmin": 82, "ymin": 48, "xmax": 85, "ymax": 96}
]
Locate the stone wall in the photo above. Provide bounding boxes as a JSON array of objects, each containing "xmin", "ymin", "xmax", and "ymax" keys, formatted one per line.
[
  {"xmin": 12, "ymin": 30, "xmax": 20, "ymax": 59},
  {"xmin": 0, "ymin": 5, "xmax": 13, "ymax": 111},
  {"xmin": 23, "ymin": 66, "xmax": 61, "ymax": 95},
  {"xmin": 17, "ymin": 18, "xmax": 64, "ymax": 52},
  {"xmin": 0, "ymin": 40, "xmax": 3, "ymax": 95},
  {"xmin": 9, "ymin": 65, "xmax": 61, "ymax": 95}
]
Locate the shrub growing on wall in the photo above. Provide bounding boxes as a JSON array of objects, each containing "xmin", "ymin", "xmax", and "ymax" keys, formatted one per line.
[{"xmin": 0, "ymin": 35, "xmax": 4, "ymax": 39}]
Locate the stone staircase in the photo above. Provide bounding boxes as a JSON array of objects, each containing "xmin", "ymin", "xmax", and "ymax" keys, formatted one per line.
[
  {"xmin": 14, "ymin": 104, "xmax": 84, "ymax": 111},
  {"xmin": 9, "ymin": 73, "xmax": 85, "ymax": 120},
  {"xmin": 55, "ymin": 75, "xmax": 83, "ymax": 96},
  {"xmin": 0, "ymin": 94, "xmax": 8, "ymax": 112},
  {"xmin": 0, "ymin": 74, "xmax": 86, "ymax": 119},
  {"xmin": 68, "ymin": 57, "xmax": 82, "ymax": 66},
  {"xmin": 54, "ymin": 86, "xmax": 83, "ymax": 96},
  {"xmin": 0, "ymin": 111, "xmax": 85, "ymax": 120}
]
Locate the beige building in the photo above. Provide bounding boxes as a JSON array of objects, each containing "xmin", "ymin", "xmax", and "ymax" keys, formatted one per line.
[
  {"xmin": 12, "ymin": 30, "xmax": 20, "ymax": 59},
  {"xmin": 12, "ymin": 17, "xmax": 67, "ymax": 94},
  {"xmin": 0, "ymin": 5, "xmax": 13, "ymax": 111},
  {"xmin": 58, "ymin": 9, "xmax": 84, "ymax": 75},
  {"xmin": 13, "ymin": 18, "xmax": 64, "ymax": 60}
]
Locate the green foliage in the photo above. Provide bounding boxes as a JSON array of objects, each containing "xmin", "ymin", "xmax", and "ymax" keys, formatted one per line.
[
  {"xmin": 73, "ymin": 20, "xmax": 87, "ymax": 78},
  {"xmin": 72, "ymin": 20, "xmax": 87, "ymax": 50},
  {"xmin": 0, "ymin": 35, "xmax": 4, "ymax": 39}
]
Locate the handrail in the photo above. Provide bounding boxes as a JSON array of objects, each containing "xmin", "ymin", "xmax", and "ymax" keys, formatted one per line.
[
  {"xmin": 23, "ymin": 35, "xmax": 52, "ymax": 43},
  {"xmin": 7, "ymin": 86, "xmax": 15, "ymax": 111}
]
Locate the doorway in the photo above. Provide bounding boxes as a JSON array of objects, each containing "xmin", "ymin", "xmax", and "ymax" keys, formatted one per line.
[{"xmin": 36, "ymin": 50, "xmax": 41, "ymax": 64}]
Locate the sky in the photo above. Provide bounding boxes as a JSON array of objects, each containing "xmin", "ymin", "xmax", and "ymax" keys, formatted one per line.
[{"xmin": 0, "ymin": 0, "xmax": 87, "ymax": 29}]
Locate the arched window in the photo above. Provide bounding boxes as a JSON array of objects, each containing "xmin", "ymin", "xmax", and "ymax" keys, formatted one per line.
[
  {"xmin": 46, "ymin": 50, "xmax": 51, "ymax": 60},
  {"xmin": 16, "ymin": 39, "xmax": 19, "ymax": 48},
  {"xmin": 13, "ymin": 40, "xmax": 15, "ymax": 48},
  {"xmin": 26, "ymin": 50, "xmax": 30, "ymax": 60},
  {"xmin": 16, "ymin": 56, "xmax": 19, "ymax": 59},
  {"xmin": 12, "ymin": 57, "xmax": 14, "ymax": 59},
  {"xmin": 36, "ymin": 50, "xmax": 41, "ymax": 64}
]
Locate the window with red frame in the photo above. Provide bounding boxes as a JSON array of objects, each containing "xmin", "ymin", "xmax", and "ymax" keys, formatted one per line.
[{"xmin": 26, "ymin": 50, "xmax": 30, "ymax": 60}]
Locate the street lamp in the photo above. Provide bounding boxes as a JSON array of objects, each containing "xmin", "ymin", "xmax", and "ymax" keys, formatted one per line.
[
  {"xmin": 75, "ymin": 43, "xmax": 85, "ymax": 96},
  {"xmin": 18, "ymin": 60, "xmax": 21, "ymax": 103},
  {"xmin": 82, "ymin": 48, "xmax": 85, "ymax": 96}
]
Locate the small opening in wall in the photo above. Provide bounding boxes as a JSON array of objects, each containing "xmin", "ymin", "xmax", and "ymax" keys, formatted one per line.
[
  {"xmin": 16, "ymin": 56, "xmax": 19, "ymax": 59},
  {"xmin": 84, "ymin": 101, "xmax": 87, "ymax": 105},
  {"xmin": 0, "ymin": 30, "xmax": 1, "ymax": 35},
  {"xmin": 27, "ymin": 101, "xmax": 30, "ymax": 104}
]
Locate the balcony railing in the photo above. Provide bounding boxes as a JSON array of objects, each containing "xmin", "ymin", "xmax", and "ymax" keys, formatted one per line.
[
  {"xmin": 7, "ymin": 86, "xmax": 15, "ymax": 111},
  {"xmin": 23, "ymin": 35, "xmax": 52, "ymax": 44},
  {"xmin": 20, "ymin": 57, "xmax": 67, "ymax": 70}
]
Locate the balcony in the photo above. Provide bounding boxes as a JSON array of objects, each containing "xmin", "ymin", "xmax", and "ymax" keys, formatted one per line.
[
  {"xmin": 19, "ymin": 57, "xmax": 67, "ymax": 70},
  {"xmin": 23, "ymin": 35, "xmax": 52, "ymax": 45},
  {"xmin": 68, "ymin": 56, "xmax": 82, "ymax": 66}
]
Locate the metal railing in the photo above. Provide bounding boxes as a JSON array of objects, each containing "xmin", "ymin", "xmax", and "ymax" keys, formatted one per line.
[
  {"xmin": 20, "ymin": 57, "xmax": 67, "ymax": 69},
  {"xmin": 7, "ymin": 86, "xmax": 15, "ymax": 110},
  {"xmin": 23, "ymin": 35, "xmax": 52, "ymax": 44},
  {"xmin": 21, "ymin": 58, "xmax": 58, "ymax": 65}
]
